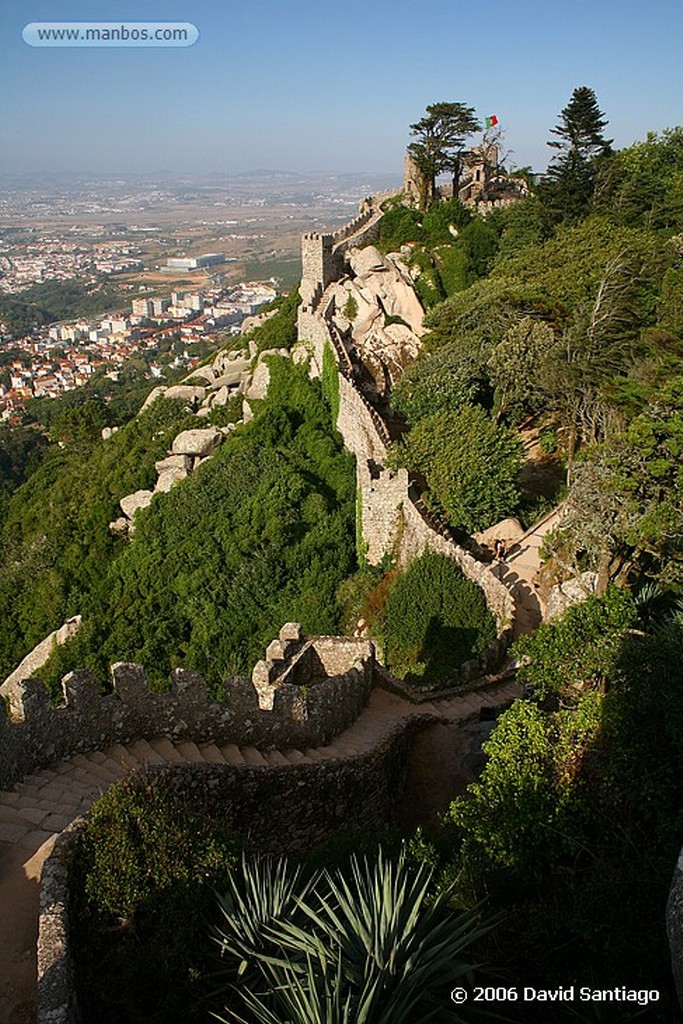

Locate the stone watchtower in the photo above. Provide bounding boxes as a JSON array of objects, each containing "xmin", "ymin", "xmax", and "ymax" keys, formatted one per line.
[
  {"xmin": 300, "ymin": 233, "xmax": 343, "ymax": 309},
  {"xmin": 403, "ymin": 153, "xmax": 431, "ymax": 209},
  {"xmin": 459, "ymin": 144, "xmax": 499, "ymax": 203}
]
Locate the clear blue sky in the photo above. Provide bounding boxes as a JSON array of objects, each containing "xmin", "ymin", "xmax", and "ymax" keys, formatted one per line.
[{"xmin": 2, "ymin": 0, "xmax": 682, "ymax": 178}]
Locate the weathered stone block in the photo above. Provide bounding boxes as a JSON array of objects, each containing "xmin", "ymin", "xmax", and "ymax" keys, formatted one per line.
[
  {"xmin": 266, "ymin": 639, "xmax": 287, "ymax": 662},
  {"xmin": 155, "ymin": 466, "xmax": 188, "ymax": 493},
  {"xmin": 8, "ymin": 679, "xmax": 51, "ymax": 723},
  {"xmin": 120, "ymin": 489, "xmax": 153, "ymax": 520},
  {"xmin": 273, "ymin": 684, "xmax": 308, "ymax": 724},
  {"xmin": 171, "ymin": 668, "xmax": 208, "ymax": 702},
  {"xmin": 279, "ymin": 622, "xmax": 303, "ymax": 644},
  {"xmin": 62, "ymin": 670, "xmax": 99, "ymax": 710},
  {"xmin": 111, "ymin": 663, "xmax": 148, "ymax": 702},
  {"xmin": 171, "ymin": 428, "xmax": 222, "ymax": 457},
  {"xmin": 155, "ymin": 454, "xmax": 192, "ymax": 474},
  {"xmin": 164, "ymin": 385, "xmax": 206, "ymax": 404}
]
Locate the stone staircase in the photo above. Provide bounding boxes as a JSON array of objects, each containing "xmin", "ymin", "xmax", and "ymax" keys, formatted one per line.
[{"xmin": 0, "ymin": 679, "xmax": 520, "ymax": 1023}]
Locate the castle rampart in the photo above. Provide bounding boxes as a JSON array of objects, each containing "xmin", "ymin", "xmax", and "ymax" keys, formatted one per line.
[
  {"xmin": 0, "ymin": 627, "xmax": 374, "ymax": 791},
  {"xmin": 296, "ymin": 202, "xmax": 515, "ymax": 668},
  {"xmin": 299, "ymin": 198, "xmax": 386, "ymax": 312}
]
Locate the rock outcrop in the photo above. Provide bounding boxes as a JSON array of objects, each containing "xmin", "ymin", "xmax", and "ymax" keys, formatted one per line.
[
  {"xmin": 545, "ymin": 572, "xmax": 598, "ymax": 621},
  {"xmin": 329, "ymin": 246, "xmax": 425, "ymax": 395},
  {"xmin": 119, "ymin": 489, "xmax": 153, "ymax": 521},
  {"xmin": 171, "ymin": 428, "xmax": 223, "ymax": 457}
]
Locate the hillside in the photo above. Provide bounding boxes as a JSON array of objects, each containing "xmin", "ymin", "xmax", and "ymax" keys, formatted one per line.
[{"xmin": 2, "ymin": 109, "xmax": 683, "ymax": 1024}]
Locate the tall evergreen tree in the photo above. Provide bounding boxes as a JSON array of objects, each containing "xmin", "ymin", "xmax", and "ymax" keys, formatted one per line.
[
  {"xmin": 542, "ymin": 86, "xmax": 612, "ymax": 221},
  {"xmin": 408, "ymin": 102, "xmax": 481, "ymax": 211}
]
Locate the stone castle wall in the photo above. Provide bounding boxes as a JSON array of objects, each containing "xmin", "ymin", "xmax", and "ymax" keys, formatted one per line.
[
  {"xmin": 299, "ymin": 200, "xmax": 384, "ymax": 312},
  {"xmin": 0, "ymin": 630, "xmax": 374, "ymax": 791},
  {"xmin": 295, "ymin": 206, "xmax": 515, "ymax": 663}
]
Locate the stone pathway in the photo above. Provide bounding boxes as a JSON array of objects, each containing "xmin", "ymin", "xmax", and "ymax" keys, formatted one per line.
[
  {"xmin": 0, "ymin": 678, "xmax": 519, "ymax": 1022},
  {"xmin": 496, "ymin": 506, "xmax": 564, "ymax": 639}
]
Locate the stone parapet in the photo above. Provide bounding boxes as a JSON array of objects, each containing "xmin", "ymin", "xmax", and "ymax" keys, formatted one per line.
[{"xmin": 0, "ymin": 631, "xmax": 375, "ymax": 791}]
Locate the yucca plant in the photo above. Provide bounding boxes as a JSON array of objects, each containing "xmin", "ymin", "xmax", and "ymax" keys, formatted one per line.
[
  {"xmin": 211, "ymin": 845, "xmax": 496, "ymax": 1024},
  {"xmin": 210, "ymin": 852, "xmax": 317, "ymax": 982}
]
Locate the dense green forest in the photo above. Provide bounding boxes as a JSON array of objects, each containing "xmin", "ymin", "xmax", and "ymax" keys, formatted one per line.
[{"xmin": 0, "ymin": 356, "xmax": 357, "ymax": 693}]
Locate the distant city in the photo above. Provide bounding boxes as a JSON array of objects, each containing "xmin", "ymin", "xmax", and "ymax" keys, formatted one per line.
[
  {"xmin": 0, "ymin": 171, "xmax": 399, "ymax": 422},
  {"xmin": 0, "ymin": 278, "xmax": 277, "ymax": 419}
]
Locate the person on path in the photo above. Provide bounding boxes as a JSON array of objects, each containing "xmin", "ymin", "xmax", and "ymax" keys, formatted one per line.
[{"xmin": 494, "ymin": 538, "xmax": 507, "ymax": 561}]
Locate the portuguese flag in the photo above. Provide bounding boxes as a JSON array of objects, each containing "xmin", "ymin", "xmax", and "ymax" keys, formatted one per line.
[{"xmin": 485, "ymin": 115, "xmax": 499, "ymax": 128}]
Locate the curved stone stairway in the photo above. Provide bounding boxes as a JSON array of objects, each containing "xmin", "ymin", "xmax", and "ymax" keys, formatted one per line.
[{"xmin": 0, "ymin": 678, "xmax": 519, "ymax": 1023}]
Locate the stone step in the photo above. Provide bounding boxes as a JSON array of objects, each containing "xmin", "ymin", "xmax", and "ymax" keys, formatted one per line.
[
  {"xmin": 327, "ymin": 743, "xmax": 360, "ymax": 757},
  {"xmin": 315, "ymin": 745, "xmax": 344, "ymax": 758},
  {"xmin": 27, "ymin": 781, "xmax": 82, "ymax": 806},
  {"xmin": 265, "ymin": 750, "xmax": 289, "ymax": 766},
  {"xmin": 146, "ymin": 737, "xmax": 185, "ymax": 763},
  {"xmin": 70, "ymin": 754, "xmax": 122, "ymax": 785},
  {"xmin": 102, "ymin": 743, "xmax": 141, "ymax": 771},
  {"xmin": 17, "ymin": 828, "xmax": 57, "ymax": 852},
  {"xmin": 174, "ymin": 740, "xmax": 206, "ymax": 764},
  {"xmin": 283, "ymin": 749, "xmax": 308, "ymax": 764},
  {"xmin": 0, "ymin": 803, "xmax": 25, "ymax": 826},
  {"xmin": 0, "ymin": 821, "xmax": 30, "ymax": 843},
  {"xmin": 15, "ymin": 805, "xmax": 51, "ymax": 827},
  {"xmin": 126, "ymin": 739, "xmax": 166, "ymax": 765},
  {"xmin": 41, "ymin": 812, "xmax": 76, "ymax": 834},
  {"xmin": 84, "ymin": 753, "xmax": 128, "ymax": 779},
  {"xmin": 198, "ymin": 743, "xmax": 228, "ymax": 765},
  {"xmin": 219, "ymin": 743, "xmax": 245, "ymax": 766},
  {"xmin": 241, "ymin": 747, "xmax": 269, "ymax": 766}
]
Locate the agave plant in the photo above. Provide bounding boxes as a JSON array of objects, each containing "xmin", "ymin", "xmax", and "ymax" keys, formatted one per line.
[
  {"xmin": 210, "ymin": 852, "xmax": 317, "ymax": 981},
  {"xmin": 211, "ymin": 845, "xmax": 496, "ymax": 1024}
]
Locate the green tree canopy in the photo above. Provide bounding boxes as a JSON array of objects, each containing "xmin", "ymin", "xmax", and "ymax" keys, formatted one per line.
[
  {"xmin": 407, "ymin": 102, "xmax": 481, "ymax": 210},
  {"xmin": 392, "ymin": 405, "xmax": 523, "ymax": 533},
  {"xmin": 542, "ymin": 86, "xmax": 612, "ymax": 222}
]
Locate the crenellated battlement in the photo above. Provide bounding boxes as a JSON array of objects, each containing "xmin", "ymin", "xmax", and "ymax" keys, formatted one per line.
[
  {"xmin": 299, "ymin": 195, "xmax": 390, "ymax": 311},
  {"xmin": 296, "ymin": 207, "xmax": 516, "ymax": 675},
  {"xmin": 0, "ymin": 627, "xmax": 374, "ymax": 790}
]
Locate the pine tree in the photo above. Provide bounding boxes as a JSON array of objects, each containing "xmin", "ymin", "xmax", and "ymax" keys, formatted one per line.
[
  {"xmin": 542, "ymin": 86, "xmax": 612, "ymax": 221},
  {"xmin": 407, "ymin": 102, "xmax": 481, "ymax": 211}
]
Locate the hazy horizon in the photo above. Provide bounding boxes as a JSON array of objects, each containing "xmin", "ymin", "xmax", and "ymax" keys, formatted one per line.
[{"xmin": 2, "ymin": 0, "xmax": 683, "ymax": 179}]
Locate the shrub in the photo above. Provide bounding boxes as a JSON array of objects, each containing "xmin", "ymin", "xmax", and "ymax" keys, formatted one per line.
[
  {"xmin": 373, "ymin": 551, "xmax": 496, "ymax": 684},
  {"xmin": 342, "ymin": 293, "xmax": 358, "ymax": 321},
  {"xmin": 393, "ymin": 405, "xmax": 523, "ymax": 533},
  {"xmin": 378, "ymin": 206, "xmax": 424, "ymax": 252},
  {"xmin": 72, "ymin": 775, "xmax": 241, "ymax": 1024}
]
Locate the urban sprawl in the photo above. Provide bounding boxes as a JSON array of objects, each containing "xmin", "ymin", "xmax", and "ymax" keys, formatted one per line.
[{"xmin": 0, "ymin": 248, "xmax": 277, "ymax": 421}]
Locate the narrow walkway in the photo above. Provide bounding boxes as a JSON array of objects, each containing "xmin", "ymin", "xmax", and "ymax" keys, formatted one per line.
[
  {"xmin": 497, "ymin": 506, "xmax": 564, "ymax": 639},
  {"xmin": 0, "ymin": 677, "xmax": 519, "ymax": 1022}
]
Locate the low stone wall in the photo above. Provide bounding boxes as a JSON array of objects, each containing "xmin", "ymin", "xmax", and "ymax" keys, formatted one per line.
[
  {"xmin": 38, "ymin": 819, "xmax": 84, "ymax": 1024},
  {"xmin": 37, "ymin": 715, "xmax": 429, "ymax": 1024},
  {"xmin": 0, "ymin": 632, "xmax": 374, "ymax": 791}
]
